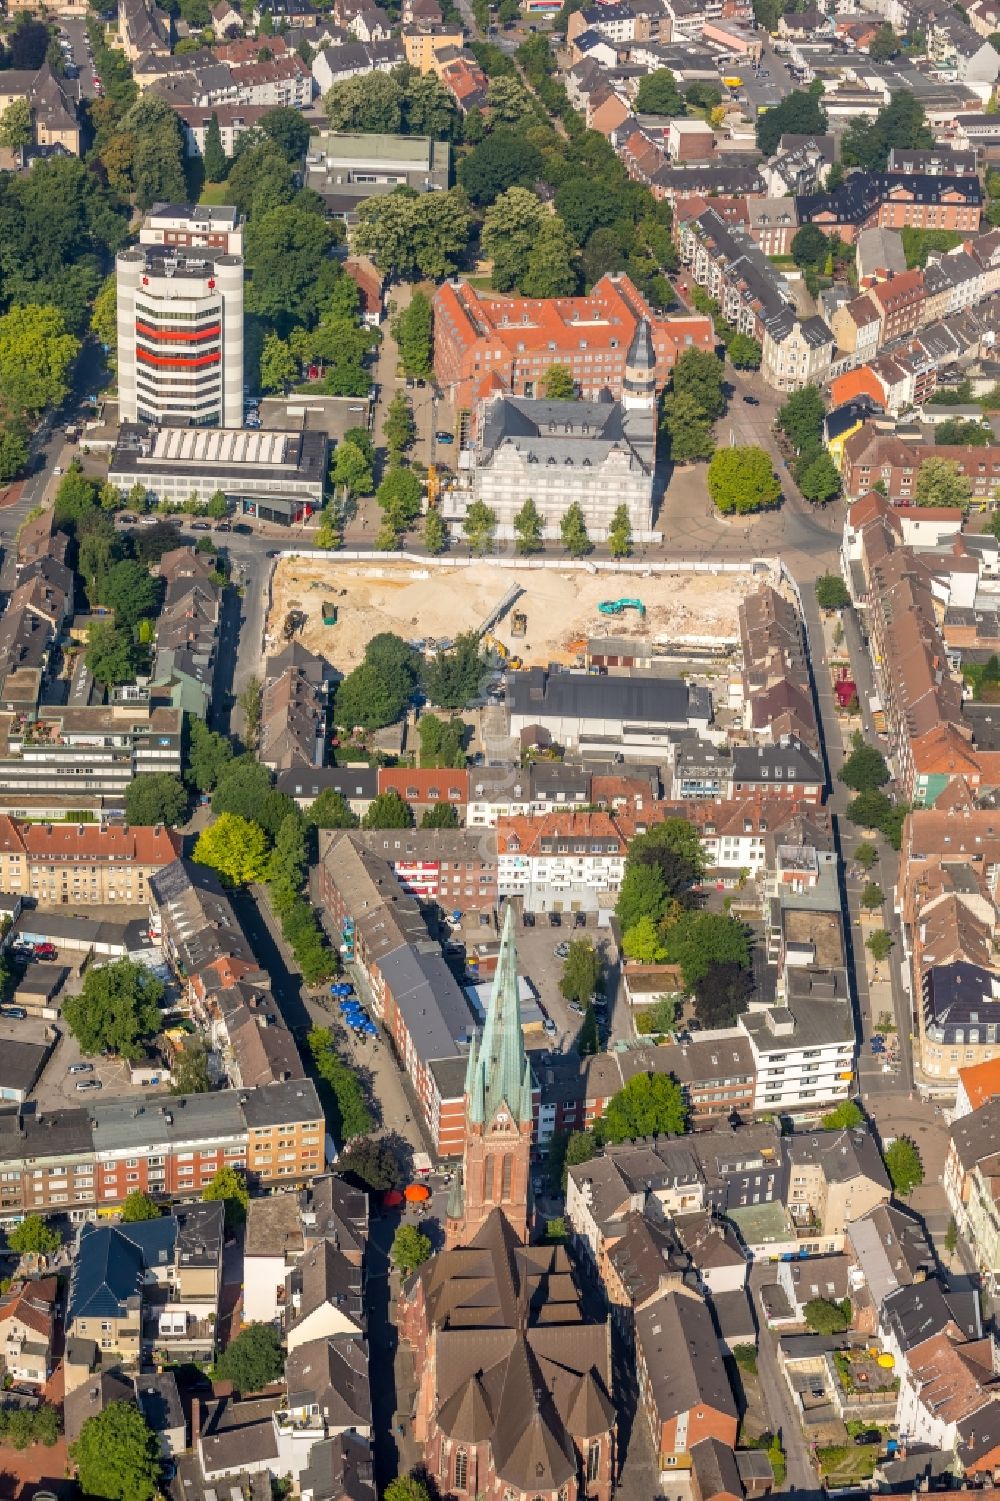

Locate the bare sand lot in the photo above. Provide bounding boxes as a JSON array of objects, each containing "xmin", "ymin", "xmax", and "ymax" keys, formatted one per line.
[{"xmin": 268, "ymin": 559, "xmax": 760, "ymax": 672}]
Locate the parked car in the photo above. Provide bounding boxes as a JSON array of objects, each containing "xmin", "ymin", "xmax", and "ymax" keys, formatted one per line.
[
  {"xmin": 67, "ymin": 1062, "xmax": 93, "ymax": 1075},
  {"xmin": 76, "ymin": 1079, "xmax": 102, "ymax": 1092},
  {"xmin": 435, "ymin": 430, "xmax": 455, "ymax": 444},
  {"xmin": 547, "ymin": 911, "xmax": 561, "ymax": 927},
  {"xmin": 568, "ymin": 1000, "xmax": 584, "ymax": 1015},
  {"xmin": 573, "ymin": 912, "xmax": 586, "ymax": 928},
  {"xmin": 215, "ymin": 520, "xmax": 232, "ymax": 532},
  {"xmin": 34, "ymin": 943, "xmax": 57, "ymax": 960},
  {"xmin": 191, "ymin": 521, "xmax": 211, "ymax": 531},
  {"xmin": 10, "ymin": 943, "xmax": 33, "ymax": 960},
  {"xmin": 522, "ymin": 910, "xmax": 535, "ymax": 927},
  {"xmin": 542, "ymin": 1018, "xmax": 557, "ymax": 1037},
  {"xmin": 0, "ymin": 1007, "xmax": 26, "ymax": 1020}
]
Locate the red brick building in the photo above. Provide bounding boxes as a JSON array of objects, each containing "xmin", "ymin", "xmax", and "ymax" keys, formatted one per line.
[
  {"xmin": 636, "ymin": 1291, "xmax": 739, "ymax": 1468},
  {"xmin": 433, "ymin": 273, "xmax": 714, "ymax": 411},
  {"xmin": 869, "ymin": 268, "xmax": 926, "ymax": 341},
  {"xmin": 375, "ymin": 765, "xmax": 469, "ymax": 815}
]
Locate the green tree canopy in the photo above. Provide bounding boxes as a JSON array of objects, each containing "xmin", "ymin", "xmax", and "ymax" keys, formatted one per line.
[
  {"xmin": 362, "ymin": 791, "xmax": 414, "ymax": 829},
  {"xmin": 391, "ymin": 1223, "xmax": 433, "ymax": 1273},
  {"xmin": 791, "ymin": 222, "xmax": 829, "ymax": 271},
  {"xmin": 187, "ymin": 718, "xmax": 233, "ymax": 793},
  {"xmin": 634, "ymin": 68, "xmax": 684, "ymax": 114},
  {"xmin": 816, "ymin": 574, "xmax": 850, "ymax": 610},
  {"xmin": 661, "ymin": 389, "xmax": 715, "ymax": 464},
  {"xmin": 728, "ymin": 332, "xmax": 762, "ymax": 370},
  {"xmin": 457, "ymin": 129, "xmax": 543, "ymax": 205},
  {"xmin": 514, "ymin": 496, "xmax": 544, "ymax": 555},
  {"xmin": 804, "ymin": 1296, "xmax": 850, "ymax": 1334},
  {"xmin": 821, "ymin": 1100, "xmax": 864, "ymax": 1130},
  {"xmin": 839, "ymin": 733, "xmax": 890, "ymax": 793},
  {"xmin": 608, "ymin": 503, "xmax": 633, "ymax": 557},
  {"xmin": 124, "ymin": 773, "xmax": 188, "ymax": 826},
  {"xmin": 85, "ymin": 622, "xmax": 139, "ymax": 688},
  {"xmin": 335, "ymin": 633, "xmax": 419, "ymax": 730},
  {"xmin": 120, "ymin": 1190, "xmax": 162, "ymax": 1222},
  {"xmin": 757, "ymin": 88, "xmax": 827, "ymax": 156},
  {"xmin": 673, "ymin": 347, "xmax": 726, "ymax": 420},
  {"xmin": 418, "ymin": 712, "xmax": 466, "ymax": 768},
  {"xmin": 707, "ymin": 446, "xmax": 781, "ymax": 514},
  {"xmin": 777, "ymin": 385, "xmax": 825, "ymax": 451},
  {"xmin": 0, "ymin": 302, "xmax": 80, "ymax": 415},
  {"xmin": 663, "ymin": 910, "xmax": 750, "ymax": 990},
  {"xmin": 560, "ymin": 501, "xmax": 592, "ymax": 557},
  {"xmin": 542, "ymin": 363, "xmax": 575, "ymax": 400},
  {"xmin": 214, "ymin": 1321, "xmax": 284, "ymax": 1391},
  {"xmin": 692, "ymin": 960, "xmax": 753, "ymax": 1028},
  {"xmin": 7, "ymin": 1214, "xmax": 60, "ymax": 1256},
  {"xmin": 914, "ymin": 455, "xmax": 972, "ymax": 507},
  {"xmin": 884, "ymin": 1136, "xmax": 924, "ymax": 1195},
  {"xmin": 603, "ymin": 1071, "xmax": 687, "ymax": 1142},
  {"xmin": 463, "ymin": 499, "xmax": 497, "ymax": 555},
  {"xmin": 308, "ymin": 789, "xmax": 360, "ymax": 829},
  {"xmin": 202, "ymin": 1164, "xmax": 250, "ymax": 1228},
  {"xmin": 392, "ymin": 290, "xmax": 434, "ymax": 379},
  {"xmin": 422, "ymin": 631, "xmax": 487, "ymax": 709},
  {"xmin": 843, "ymin": 91, "xmax": 931, "ymax": 171},
  {"xmin": 171, "ymin": 1040, "xmax": 213, "ymax": 1096},
  {"xmin": 377, "ymin": 466, "xmax": 423, "ymax": 535},
  {"xmin": 70, "ymin": 1402, "xmax": 162, "ymax": 1501},
  {"xmin": 354, "ymin": 187, "xmax": 472, "ymax": 280},
  {"xmin": 335, "ymin": 1136, "xmax": 402, "ymax": 1190},
  {"xmin": 193, "ymin": 812, "xmax": 270, "ymax": 886},
  {"xmin": 799, "ymin": 449, "xmax": 841, "ymax": 505},
  {"xmin": 62, "ymin": 959, "xmax": 164, "ymax": 1061},
  {"xmin": 559, "ymin": 940, "xmax": 601, "ymax": 1006}
]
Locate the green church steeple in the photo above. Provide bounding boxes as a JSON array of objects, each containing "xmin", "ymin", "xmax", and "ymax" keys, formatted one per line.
[{"xmin": 465, "ymin": 903, "xmax": 533, "ymax": 1127}]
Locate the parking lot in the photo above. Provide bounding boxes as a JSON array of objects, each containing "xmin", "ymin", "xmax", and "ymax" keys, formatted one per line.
[{"xmin": 486, "ymin": 911, "xmax": 617, "ymax": 1055}]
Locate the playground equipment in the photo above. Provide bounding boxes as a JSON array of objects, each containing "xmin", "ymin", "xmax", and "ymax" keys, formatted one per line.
[{"xmin": 597, "ymin": 598, "xmax": 646, "ymax": 617}]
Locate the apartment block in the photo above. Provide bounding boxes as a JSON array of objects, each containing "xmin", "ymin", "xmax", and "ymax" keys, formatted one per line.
[{"xmin": 0, "ymin": 819, "xmax": 180, "ymax": 905}]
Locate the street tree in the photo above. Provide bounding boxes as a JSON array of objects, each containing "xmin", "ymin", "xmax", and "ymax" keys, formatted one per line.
[
  {"xmin": 945, "ymin": 1217, "xmax": 958, "ymax": 1255},
  {"xmin": 187, "ymin": 719, "xmax": 233, "ymax": 793},
  {"xmin": 728, "ymin": 333, "xmax": 762, "ymax": 370},
  {"xmin": 421, "ymin": 801, "xmax": 460, "ymax": 828},
  {"xmin": 603, "ymin": 1071, "xmax": 687, "ymax": 1143},
  {"xmin": 259, "ymin": 332, "xmax": 298, "ymax": 394},
  {"xmin": 333, "ymin": 439, "xmax": 374, "ymax": 500},
  {"xmin": 193, "ymin": 816, "xmax": 268, "ymax": 882},
  {"xmin": 799, "ymin": 449, "xmax": 841, "ymax": 504},
  {"xmin": 377, "ymin": 466, "xmax": 422, "ymax": 534},
  {"xmin": 463, "ymin": 499, "xmax": 497, "ymax": 555},
  {"xmin": 7, "ymin": 1215, "xmax": 60, "ymax": 1256},
  {"xmin": 672, "ymin": 347, "xmax": 726, "ymax": 420},
  {"xmin": 63, "ymin": 959, "xmax": 164, "ymax": 1061},
  {"xmin": 335, "ymin": 1136, "xmax": 402, "ymax": 1190},
  {"xmin": 661, "ymin": 389, "xmax": 715, "ymax": 463},
  {"xmin": 867, "ymin": 929, "xmax": 893, "ymax": 961},
  {"xmin": 120, "ymin": 1190, "xmax": 161, "ymax": 1222},
  {"xmin": 839, "ymin": 733, "xmax": 890, "ymax": 792},
  {"xmin": 608, "ymin": 503, "xmax": 633, "ymax": 558},
  {"xmin": 391, "ymin": 1224, "xmax": 433, "ymax": 1274},
  {"xmin": 854, "ymin": 842, "xmax": 878, "ymax": 871},
  {"xmin": 70, "ymin": 1403, "xmax": 162, "ymax": 1501},
  {"xmin": 423, "ymin": 509, "xmax": 446, "ymax": 555},
  {"xmin": 391, "ymin": 291, "xmax": 433, "ymax": 380},
  {"xmin": 355, "ymin": 188, "xmax": 472, "ymax": 280},
  {"xmin": 707, "ymin": 446, "xmax": 781, "ymax": 514},
  {"xmin": 884, "ymin": 1136, "xmax": 924, "ymax": 1195},
  {"xmin": 861, "ymin": 881, "xmax": 884, "ymax": 910},
  {"xmin": 85, "ymin": 622, "xmax": 139, "ymax": 687},
  {"xmin": 214, "ymin": 1322, "xmax": 284, "ymax": 1391},
  {"xmin": 514, "ymin": 496, "xmax": 544, "ymax": 555},
  {"xmin": 239, "ymin": 676, "xmax": 263, "ymax": 750},
  {"xmin": 777, "ymin": 385, "xmax": 825, "ymax": 451},
  {"xmin": 560, "ymin": 501, "xmax": 592, "ymax": 557},
  {"xmin": 815, "ymin": 574, "xmax": 850, "ymax": 610},
  {"xmin": 384, "ymin": 392, "xmax": 416, "ymax": 463},
  {"xmin": 202, "ymin": 1164, "xmax": 250, "ymax": 1227},
  {"xmin": 124, "ymin": 773, "xmax": 187, "ymax": 826},
  {"xmin": 559, "ymin": 940, "xmax": 601, "ymax": 1006}
]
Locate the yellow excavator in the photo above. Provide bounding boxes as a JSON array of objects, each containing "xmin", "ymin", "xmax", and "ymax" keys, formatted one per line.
[{"xmin": 483, "ymin": 632, "xmax": 523, "ymax": 670}]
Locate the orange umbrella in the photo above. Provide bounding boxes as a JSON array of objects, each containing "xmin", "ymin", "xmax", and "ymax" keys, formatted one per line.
[{"xmin": 404, "ymin": 1183, "xmax": 430, "ymax": 1202}]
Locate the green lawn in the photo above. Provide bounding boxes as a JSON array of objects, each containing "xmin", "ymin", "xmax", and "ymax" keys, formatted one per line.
[{"xmin": 199, "ymin": 181, "xmax": 231, "ymax": 205}]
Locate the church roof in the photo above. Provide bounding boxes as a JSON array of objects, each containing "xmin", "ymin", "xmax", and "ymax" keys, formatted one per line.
[{"xmin": 466, "ymin": 904, "xmax": 533, "ymax": 1128}]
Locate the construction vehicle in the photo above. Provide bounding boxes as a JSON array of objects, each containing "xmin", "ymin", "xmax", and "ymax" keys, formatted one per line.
[
  {"xmin": 597, "ymin": 598, "xmax": 646, "ymax": 617},
  {"xmin": 511, "ymin": 610, "xmax": 527, "ymax": 637},
  {"xmin": 483, "ymin": 632, "xmax": 523, "ymax": 670}
]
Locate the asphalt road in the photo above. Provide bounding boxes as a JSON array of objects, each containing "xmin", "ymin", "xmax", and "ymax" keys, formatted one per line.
[
  {"xmin": 750, "ymin": 1264, "xmax": 824, "ymax": 1498},
  {"xmin": 58, "ymin": 18, "xmax": 99, "ymax": 99}
]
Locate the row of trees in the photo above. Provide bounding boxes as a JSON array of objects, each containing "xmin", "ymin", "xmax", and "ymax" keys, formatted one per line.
[{"xmin": 776, "ymin": 386, "xmax": 841, "ymax": 505}]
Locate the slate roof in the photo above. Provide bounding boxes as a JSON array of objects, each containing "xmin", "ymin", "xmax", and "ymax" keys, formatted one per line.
[
  {"xmin": 635, "ymin": 1290, "xmax": 738, "ymax": 1424},
  {"xmin": 68, "ymin": 1225, "xmax": 148, "ymax": 1322}
]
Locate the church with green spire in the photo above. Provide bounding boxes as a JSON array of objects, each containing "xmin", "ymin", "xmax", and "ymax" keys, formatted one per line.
[{"xmin": 445, "ymin": 904, "xmax": 535, "ymax": 1247}]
